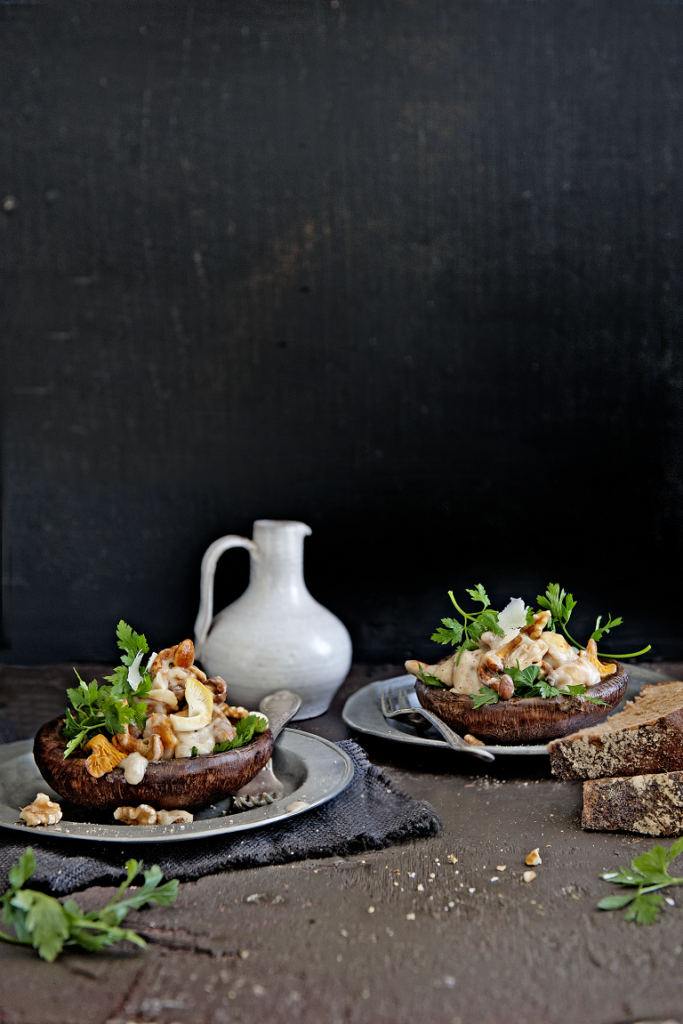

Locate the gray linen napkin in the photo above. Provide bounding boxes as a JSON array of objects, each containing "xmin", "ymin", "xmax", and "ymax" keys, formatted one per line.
[{"xmin": 0, "ymin": 736, "xmax": 440, "ymax": 895}]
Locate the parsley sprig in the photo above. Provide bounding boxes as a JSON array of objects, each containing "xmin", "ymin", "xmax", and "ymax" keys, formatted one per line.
[
  {"xmin": 598, "ymin": 838, "xmax": 683, "ymax": 923},
  {"xmin": 417, "ymin": 664, "xmax": 446, "ymax": 689},
  {"xmin": 537, "ymin": 583, "xmax": 650, "ymax": 659},
  {"xmin": 425, "ymin": 582, "xmax": 650, "ymax": 707},
  {"xmin": 431, "ymin": 585, "xmax": 504, "ymax": 665},
  {"xmin": 471, "ymin": 685, "xmax": 499, "ymax": 709},
  {"xmin": 213, "ymin": 714, "xmax": 268, "ymax": 753},
  {"xmin": 0, "ymin": 849, "xmax": 178, "ymax": 961},
  {"xmin": 470, "ymin": 663, "xmax": 607, "ymax": 708},
  {"xmin": 62, "ymin": 620, "xmax": 154, "ymax": 758}
]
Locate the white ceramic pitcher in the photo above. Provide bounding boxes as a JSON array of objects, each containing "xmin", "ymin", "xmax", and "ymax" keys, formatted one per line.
[{"xmin": 194, "ymin": 520, "xmax": 352, "ymax": 719}]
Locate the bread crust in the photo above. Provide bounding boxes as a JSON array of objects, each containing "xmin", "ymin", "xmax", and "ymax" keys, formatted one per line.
[
  {"xmin": 582, "ymin": 771, "xmax": 683, "ymax": 836},
  {"xmin": 548, "ymin": 680, "xmax": 683, "ymax": 780}
]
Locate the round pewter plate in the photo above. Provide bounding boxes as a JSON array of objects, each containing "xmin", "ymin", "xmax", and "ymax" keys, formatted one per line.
[
  {"xmin": 0, "ymin": 729, "xmax": 354, "ymax": 844},
  {"xmin": 342, "ymin": 668, "xmax": 661, "ymax": 757}
]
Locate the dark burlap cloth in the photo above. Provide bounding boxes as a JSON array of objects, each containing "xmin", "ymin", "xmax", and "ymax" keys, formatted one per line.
[{"xmin": 0, "ymin": 724, "xmax": 440, "ymax": 895}]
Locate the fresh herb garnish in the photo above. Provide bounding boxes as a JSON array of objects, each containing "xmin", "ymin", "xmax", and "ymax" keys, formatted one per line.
[
  {"xmin": 213, "ymin": 714, "xmax": 268, "ymax": 753},
  {"xmin": 0, "ymin": 848, "xmax": 178, "ymax": 961},
  {"xmin": 563, "ymin": 683, "xmax": 607, "ymax": 705},
  {"xmin": 191, "ymin": 746, "xmax": 198, "ymax": 757},
  {"xmin": 103, "ymin": 620, "xmax": 154, "ymax": 694},
  {"xmin": 62, "ymin": 621, "xmax": 154, "ymax": 758},
  {"xmin": 471, "ymin": 685, "xmax": 499, "ymax": 708},
  {"xmin": 536, "ymin": 583, "xmax": 650, "ymax": 660},
  {"xmin": 417, "ymin": 663, "xmax": 445, "ymax": 688},
  {"xmin": 503, "ymin": 662, "xmax": 607, "ymax": 705},
  {"xmin": 426, "ymin": 582, "xmax": 649, "ymax": 707},
  {"xmin": 431, "ymin": 585, "xmax": 504, "ymax": 665},
  {"xmin": 598, "ymin": 838, "xmax": 683, "ymax": 923}
]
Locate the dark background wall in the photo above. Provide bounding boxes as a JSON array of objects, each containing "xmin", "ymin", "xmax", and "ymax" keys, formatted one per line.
[{"xmin": 1, "ymin": 0, "xmax": 682, "ymax": 667}]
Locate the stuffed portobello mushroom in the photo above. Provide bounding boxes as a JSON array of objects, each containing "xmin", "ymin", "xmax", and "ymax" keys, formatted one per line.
[
  {"xmin": 405, "ymin": 584, "xmax": 649, "ymax": 745},
  {"xmin": 32, "ymin": 622, "xmax": 272, "ymax": 817}
]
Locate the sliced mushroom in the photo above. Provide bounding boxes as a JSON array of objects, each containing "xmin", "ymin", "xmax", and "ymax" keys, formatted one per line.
[
  {"xmin": 143, "ymin": 713, "xmax": 178, "ymax": 759},
  {"xmin": 519, "ymin": 610, "xmax": 552, "ymax": 640},
  {"xmin": 170, "ymin": 677, "xmax": 214, "ymax": 732},
  {"xmin": 112, "ymin": 725, "xmax": 164, "ymax": 761},
  {"xmin": 147, "ymin": 687, "xmax": 179, "ymax": 710}
]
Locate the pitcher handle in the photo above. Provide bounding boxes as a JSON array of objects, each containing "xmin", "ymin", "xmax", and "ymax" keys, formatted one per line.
[{"xmin": 194, "ymin": 535, "xmax": 258, "ymax": 659}]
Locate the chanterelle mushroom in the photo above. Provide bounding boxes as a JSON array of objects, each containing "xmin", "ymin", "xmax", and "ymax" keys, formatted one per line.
[{"xmin": 84, "ymin": 734, "xmax": 127, "ymax": 778}]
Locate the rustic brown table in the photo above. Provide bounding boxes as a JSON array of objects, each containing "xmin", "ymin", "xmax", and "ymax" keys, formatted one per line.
[{"xmin": 1, "ymin": 663, "xmax": 683, "ymax": 1024}]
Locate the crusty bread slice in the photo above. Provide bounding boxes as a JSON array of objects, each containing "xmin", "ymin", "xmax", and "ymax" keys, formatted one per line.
[
  {"xmin": 548, "ymin": 680, "xmax": 683, "ymax": 780},
  {"xmin": 582, "ymin": 771, "xmax": 683, "ymax": 836}
]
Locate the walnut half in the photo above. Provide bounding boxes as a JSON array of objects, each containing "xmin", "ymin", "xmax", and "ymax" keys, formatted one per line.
[
  {"xmin": 20, "ymin": 792, "xmax": 62, "ymax": 827},
  {"xmin": 114, "ymin": 804, "xmax": 159, "ymax": 826},
  {"xmin": 114, "ymin": 804, "xmax": 194, "ymax": 826}
]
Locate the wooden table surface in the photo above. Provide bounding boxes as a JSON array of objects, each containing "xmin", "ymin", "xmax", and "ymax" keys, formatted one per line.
[{"xmin": 1, "ymin": 662, "xmax": 683, "ymax": 1024}]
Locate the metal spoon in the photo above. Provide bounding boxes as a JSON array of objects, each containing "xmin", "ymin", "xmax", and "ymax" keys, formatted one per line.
[
  {"xmin": 259, "ymin": 689, "xmax": 302, "ymax": 738},
  {"xmin": 231, "ymin": 690, "xmax": 302, "ymax": 811}
]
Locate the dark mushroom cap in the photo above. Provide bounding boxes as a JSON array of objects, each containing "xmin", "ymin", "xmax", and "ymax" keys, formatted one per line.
[
  {"xmin": 33, "ymin": 716, "xmax": 274, "ymax": 812},
  {"xmin": 415, "ymin": 663, "xmax": 628, "ymax": 744}
]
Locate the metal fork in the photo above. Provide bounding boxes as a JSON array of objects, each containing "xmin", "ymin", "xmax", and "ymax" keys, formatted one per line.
[{"xmin": 381, "ymin": 684, "xmax": 495, "ymax": 762}]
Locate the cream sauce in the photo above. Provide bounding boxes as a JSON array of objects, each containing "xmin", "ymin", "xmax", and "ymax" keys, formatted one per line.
[
  {"xmin": 548, "ymin": 656, "xmax": 600, "ymax": 691},
  {"xmin": 540, "ymin": 631, "xmax": 578, "ymax": 669},
  {"xmin": 509, "ymin": 635, "xmax": 549, "ymax": 670},
  {"xmin": 118, "ymin": 751, "xmax": 149, "ymax": 785},
  {"xmin": 173, "ymin": 711, "xmax": 237, "ymax": 758}
]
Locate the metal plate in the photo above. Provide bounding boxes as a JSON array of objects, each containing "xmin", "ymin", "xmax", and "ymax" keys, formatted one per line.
[
  {"xmin": 342, "ymin": 666, "xmax": 665, "ymax": 757},
  {"xmin": 0, "ymin": 729, "xmax": 354, "ymax": 844}
]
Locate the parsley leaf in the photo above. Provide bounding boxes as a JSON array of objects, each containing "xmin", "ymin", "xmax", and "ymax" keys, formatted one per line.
[
  {"xmin": 213, "ymin": 714, "xmax": 268, "ymax": 753},
  {"xmin": 465, "ymin": 584, "xmax": 490, "ymax": 608},
  {"xmin": 590, "ymin": 614, "xmax": 624, "ymax": 643},
  {"xmin": 113, "ymin": 620, "xmax": 149, "ymax": 666},
  {"xmin": 597, "ymin": 838, "xmax": 683, "ymax": 923},
  {"xmin": 563, "ymin": 683, "xmax": 607, "ymax": 706},
  {"xmin": 417, "ymin": 663, "xmax": 446, "ymax": 688},
  {"xmin": 0, "ymin": 850, "xmax": 179, "ymax": 961},
  {"xmin": 471, "ymin": 685, "xmax": 499, "ymax": 708},
  {"xmin": 431, "ymin": 587, "xmax": 504, "ymax": 665},
  {"xmin": 62, "ymin": 623, "xmax": 153, "ymax": 757},
  {"xmin": 498, "ymin": 663, "xmax": 607, "ymax": 704},
  {"xmin": 430, "ymin": 617, "xmax": 464, "ymax": 647},
  {"xmin": 505, "ymin": 663, "xmax": 540, "ymax": 690},
  {"xmin": 624, "ymin": 892, "xmax": 666, "ymax": 924},
  {"xmin": 536, "ymin": 583, "xmax": 577, "ymax": 634},
  {"xmin": 536, "ymin": 582, "xmax": 650, "ymax": 660}
]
